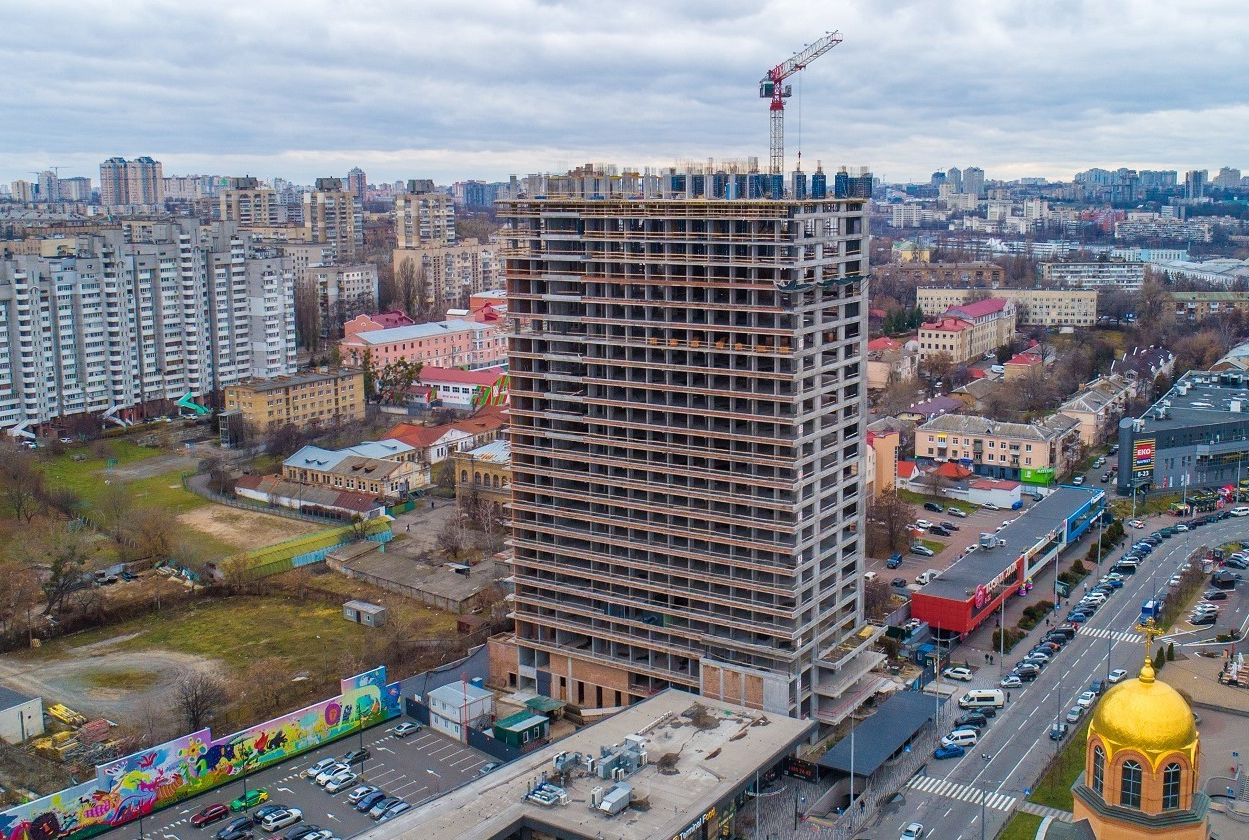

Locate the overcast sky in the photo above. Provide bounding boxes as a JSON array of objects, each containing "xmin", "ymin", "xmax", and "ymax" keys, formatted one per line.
[{"xmin": 2, "ymin": 0, "xmax": 1247, "ymax": 187}]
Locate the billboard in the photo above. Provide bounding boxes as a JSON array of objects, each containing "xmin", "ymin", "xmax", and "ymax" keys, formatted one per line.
[
  {"xmin": 1020, "ymin": 467, "xmax": 1056, "ymax": 486},
  {"xmin": 0, "ymin": 668, "xmax": 401, "ymax": 840},
  {"xmin": 1133, "ymin": 439, "xmax": 1155, "ymax": 473}
]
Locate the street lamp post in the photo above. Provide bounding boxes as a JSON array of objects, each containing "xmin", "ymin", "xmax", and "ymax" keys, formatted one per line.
[{"xmin": 980, "ymin": 753, "xmax": 993, "ymax": 840}]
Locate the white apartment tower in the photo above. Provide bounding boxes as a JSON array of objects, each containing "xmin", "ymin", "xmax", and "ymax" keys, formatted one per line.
[
  {"xmin": 494, "ymin": 177, "xmax": 872, "ymax": 719},
  {"xmin": 394, "ymin": 189, "xmax": 456, "ymax": 248},
  {"xmin": 304, "ymin": 178, "xmax": 363, "ymax": 262}
]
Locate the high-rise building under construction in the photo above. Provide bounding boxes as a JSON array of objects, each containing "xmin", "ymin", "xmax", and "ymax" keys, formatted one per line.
[{"xmin": 489, "ymin": 164, "xmax": 876, "ymax": 720}]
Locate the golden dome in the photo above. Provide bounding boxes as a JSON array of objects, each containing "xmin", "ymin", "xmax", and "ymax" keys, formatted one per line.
[{"xmin": 1088, "ymin": 659, "xmax": 1197, "ymax": 767}]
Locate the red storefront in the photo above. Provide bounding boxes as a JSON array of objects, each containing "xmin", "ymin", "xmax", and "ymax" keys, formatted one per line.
[{"xmin": 910, "ymin": 556, "xmax": 1024, "ymax": 636}]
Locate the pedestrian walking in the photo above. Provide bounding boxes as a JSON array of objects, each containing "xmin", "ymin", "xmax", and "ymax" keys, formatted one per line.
[
  {"xmin": 406, "ymin": 523, "xmax": 410, "ymax": 532},
  {"xmin": 984, "ymin": 652, "xmax": 990, "ymax": 663},
  {"xmin": 1007, "ymin": 691, "xmax": 1012, "ymax": 702}
]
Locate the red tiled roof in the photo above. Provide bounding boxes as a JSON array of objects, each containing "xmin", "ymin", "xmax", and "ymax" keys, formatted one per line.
[
  {"xmin": 868, "ymin": 337, "xmax": 902, "ymax": 351},
  {"xmin": 897, "ymin": 461, "xmax": 918, "ymax": 479},
  {"xmin": 970, "ymin": 478, "xmax": 1020, "ymax": 490},
  {"xmin": 922, "ymin": 316, "xmax": 972, "ymax": 333},
  {"xmin": 453, "ymin": 404, "xmax": 509, "ymax": 434},
  {"xmin": 934, "ymin": 462, "xmax": 973, "ymax": 479},
  {"xmin": 1006, "ymin": 353, "xmax": 1042, "ymax": 366},
  {"xmin": 384, "ymin": 422, "xmax": 463, "ymax": 449},
  {"xmin": 948, "ymin": 298, "xmax": 1008, "ymax": 318},
  {"xmin": 373, "ymin": 310, "xmax": 415, "ymax": 328},
  {"xmin": 420, "ymin": 366, "xmax": 506, "ymax": 386}
]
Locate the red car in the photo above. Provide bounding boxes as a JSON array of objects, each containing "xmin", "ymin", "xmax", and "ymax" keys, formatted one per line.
[{"xmin": 191, "ymin": 803, "xmax": 230, "ymax": 828}]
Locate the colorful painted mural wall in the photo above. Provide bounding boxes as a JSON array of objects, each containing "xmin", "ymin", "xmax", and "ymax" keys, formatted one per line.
[{"xmin": 0, "ymin": 667, "xmax": 402, "ymax": 840}]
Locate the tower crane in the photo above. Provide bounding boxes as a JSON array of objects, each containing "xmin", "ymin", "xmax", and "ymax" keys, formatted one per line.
[{"xmin": 759, "ymin": 32, "xmax": 842, "ymax": 176}]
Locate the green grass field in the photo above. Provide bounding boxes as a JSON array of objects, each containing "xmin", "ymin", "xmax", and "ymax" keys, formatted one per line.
[
  {"xmin": 998, "ymin": 812, "xmax": 1043, "ymax": 840},
  {"xmin": 28, "ymin": 594, "xmax": 458, "ymax": 674},
  {"xmin": 898, "ymin": 488, "xmax": 977, "ymax": 514},
  {"xmin": 42, "ymin": 441, "xmax": 205, "ymax": 514},
  {"xmin": 1028, "ymin": 722, "xmax": 1089, "ymax": 810}
]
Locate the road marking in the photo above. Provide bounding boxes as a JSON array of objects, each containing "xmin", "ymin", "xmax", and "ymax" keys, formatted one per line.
[
  {"xmin": 376, "ymin": 745, "xmax": 395, "ymax": 754},
  {"xmin": 325, "ymin": 813, "xmax": 339, "ymax": 822},
  {"xmin": 908, "ymin": 776, "xmax": 1016, "ymax": 811},
  {"xmin": 447, "ymin": 754, "xmax": 477, "ymax": 768},
  {"xmin": 277, "ymin": 786, "xmax": 292, "ymax": 793},
  {"xmin": 427, "ymin": 743, "xmax": 457, "ymax": 757}
]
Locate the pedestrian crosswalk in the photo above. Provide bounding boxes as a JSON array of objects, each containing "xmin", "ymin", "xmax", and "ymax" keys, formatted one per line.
[
  {"xmin": 1079, "ymin": 627, "xmax": 1142, "ymax": 643},
  {"xmin": 907, "ymin": 774, "xmax": 1018, "ymax": 811}
]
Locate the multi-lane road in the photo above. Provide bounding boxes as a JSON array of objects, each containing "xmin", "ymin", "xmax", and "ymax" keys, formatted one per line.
[{"xmin": 869, "ymin": 511, "xmax": 1248, "ymax": 840}]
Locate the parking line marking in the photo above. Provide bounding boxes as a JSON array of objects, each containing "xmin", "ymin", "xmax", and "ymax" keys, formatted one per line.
[
  {"xmin": 447, "ymin": 754, "xmax": 477, "ymax": 768},
  {"xmin": 376, "ymin": 745, "xmax": 395, "ymax": 754}
]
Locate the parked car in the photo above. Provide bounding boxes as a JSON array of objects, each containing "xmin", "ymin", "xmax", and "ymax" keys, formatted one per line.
[
  {"xmin": 929, "ymin": 525, "xmax": 951, "ymax": 536},
  {"xmin": 1191, "ymin": 613, "xmax": 1217, "ymax": 626},
  {"xmin": 1072, "ymin": 475, "xmax": 1085, "ymax": 485},
  {"xmin": 355, "ymin": 791, "xmax": 390, "ymax": 812},
  {"xmin": 911, "ymin": 544, "xmax": 935, "ymax": 558},
  {"xmin": 982, "ymin": 502, "xmax": 1001, "ymax": 511},
  {"xmin": 316, "ymin": 763, "xmax": 349, "ymax": 785},
  {"xmin": 304, "ymin": 758, "xmax": 339, "ymax": 779},
  {"xmin": 1077, "ymin": 690, "xmax": 1098, "ymax": 708},
  {"xmin": 1065, "ymin": 706, "xmax": 1084, "ymax": 723},
  {"xmin": 215, "ymin": 829, "xmax": 252, "ymax": 840},
  {"xmin": 369, "ymin": 797, "xmax": 403, "ymax": 820},
  {"xmin": 1049, "ymin": 722, "xmax": 1069, "ymax": 740},
  {"xmin": 283, "ymin": 827, "xmax": 319, "ymax": 840},
  {"xmin": 1127, "ymin": 519, "xmax": 1146, "ymax": 529},
  {"xmin": 1101, "ymin": 472, "xmax": 1112, "ymax": 483},
  {"xmin": 934, "ymin": 744, "xmax": 966, "ymax": 760},
  {"xmin": 1203, "ymin": 590, "xmax": 1228, "ymax": 601},
  {"xmin": 942, "ymin": 666, "xmax": 974, "ymax": 681},
  {"xmin": 192, "ymin": 804, "xmax": 231, "ymax": 828},
  {"xmin": 259, "ymin": 809, "xmax": 302, "ymax": 833},
  {"xmin": 923, "ymin": 502, "xmax": 944, "ymax": 513},
  {"xmin": 1000, "ymin": 675, "xmax": 1023, "ymax": 688},
  {"xmin": 479, "ymin": 761, "xmax": 502, "ymax": 775},
  {"xmin": 393, "ymin": 722, "xmax": 422, "ymax": 737},
  {"xmin": 346, "ymin": 785, "xmax": 379, "ymax": 804},
  {"xmin": 947, "ymin": 507, "xmax": 968, "ymax": 518},
  {"xmin": 914, "ymin": 519, "xmax": 934, "ymax": 530},
  {"xmin": 1108, "ymin": 668, "xmax": 1128, "ymax": 684},
  {"xmin": 901, "ymin": 823, "xmax": 925, "ymax": 840},
  {"xmin": 891, "ymin": 577, "xmax": 907, "ymax": 588},
  {"xmin": 229, "ymin": 790, "xmax": 268, "ymax": 813},
  {"xmin": 341, "ymin": 748, "xmax": 371, "ymax": 765},
  {"xmin": 1066, "ymin": 611, "xmax": 1088, "ymax": 623},
  {"xmin": 1231, "ymin": 506, "xmax": 1249, "ymax": 517},
  {"xmin": 378, "ymin": 802, "xmax": 411, "ymax": 822},
  {"xmin": 254, "ymin": 805, "xmax": 284, "ymax": 823},
  {"xmin": 1089, "ymin": 679, "xmax": 1105, "ymax": 695},
  {"xmin": 886, "ymin": 552, "xmax": 904, "ymax": 569},
  {"xmin": 324, "ymin": 771, "xmax": 359, "ymax": 793},
  {"xmin": 955, "ymin": 712, "xmax": 988, "ymax": 729},
  {"xmin": 940, "ymin": 520, "xmax": 961, "ymax": 531}
]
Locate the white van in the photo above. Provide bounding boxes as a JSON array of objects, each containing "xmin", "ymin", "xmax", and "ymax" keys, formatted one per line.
[
  {"xmin": 915, "ymin": 569, "xmax": 941, "ymax": 586},
  {"xmin": 958, "ymin": 688, "xmax": 1006, "ymax": 709},
  {"xmin": 863, "ymin": 572, "xmax": 878, "ymax": 583},
  {"xmin": 941, "ymin": 728, "xmax": 979, "ymax": 749}
]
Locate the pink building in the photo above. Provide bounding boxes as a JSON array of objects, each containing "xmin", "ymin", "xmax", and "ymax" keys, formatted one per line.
[
  {"xmin": 339, "ymin": 318, "xmax": 507, "ymax": 370},
  {"xmin": 343, "ymin": 310, "xmax": 416, "ymax": 339}
]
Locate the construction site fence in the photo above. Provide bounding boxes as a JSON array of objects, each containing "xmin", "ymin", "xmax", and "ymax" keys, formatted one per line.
[{"xmin": 241, "ymin": 521, "xmax": 393, "ymax": 579}]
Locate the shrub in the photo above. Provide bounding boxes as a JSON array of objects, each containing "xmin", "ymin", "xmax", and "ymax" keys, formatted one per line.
[
  {"xmin": 1167, "ymin": 642, "xmax": 1175, "ymax": 661},
  {"xmin": 1070, "ymin": 560, "xmax": 1087, "ymax": 576},
  {"xmin": 1153, "ymin": 647, "xmax": 1166, "ymax": 671}
]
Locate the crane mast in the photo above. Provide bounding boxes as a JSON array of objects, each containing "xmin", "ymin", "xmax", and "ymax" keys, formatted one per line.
[{"xmin": 759, "ymin": 32, "xmax": 842, "ymax": 176}]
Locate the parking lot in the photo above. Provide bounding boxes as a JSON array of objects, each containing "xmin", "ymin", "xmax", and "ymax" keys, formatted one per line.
[
  {"xmin": 867, "ymin": 499, "xmax": 1028, "ymax": 584},
  {"xmin": 99, "ymin": 718, "xmax": 495, "ymax": 840}
]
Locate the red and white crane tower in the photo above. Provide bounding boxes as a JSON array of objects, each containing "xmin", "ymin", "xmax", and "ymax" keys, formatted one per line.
[{"xmin": 759, "ymin": 31, "xmax": 842, "ymax": 176}]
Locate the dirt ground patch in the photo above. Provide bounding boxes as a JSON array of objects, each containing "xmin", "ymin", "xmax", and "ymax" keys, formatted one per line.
[
  {"xmin": 0, "ymin": 641, "xmax": 221, "ymax": 723},
  {"xmin": 177, "ymin": 504, "xmax": 326, "ymax": 554}
]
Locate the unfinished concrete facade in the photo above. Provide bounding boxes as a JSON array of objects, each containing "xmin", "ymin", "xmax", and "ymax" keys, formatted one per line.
[{"xmin": 494, "ymin": 188, "xmax": 872, "ymax": 719}]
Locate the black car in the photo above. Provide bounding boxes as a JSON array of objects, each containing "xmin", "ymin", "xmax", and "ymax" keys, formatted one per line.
[
  {"xmin": 924, "ymin": 502, "xmax": 944, "ymax": 513},
  {"xmin": 940, "ymin": 521, "xmax": 961, "ymax": 532},
  {"xmin": 1056, "ymin": 623, "xmax": 1078, "ymax": 637},
  {"xmin": 356, "ymin": 791, "xmax": 389, "ymax": 812},
  {"xmin": 929, "ymin": 525, "xmax": 952, "ymax": 537},
  {"xmin": 1011, "ymin": 668, "xmax": 1039, "ymax": 682},
  {"xmin": 1045, "ymin": 633, "xmax": 1069, "ymax": 647},
  {"xmin": 1225, "ymin": 557, "xmax": 1249, "ymax": 570},
  {"xmin": 217, "ymin": 818, "xmax": 254, "ymax": 839},
  {"xmin": 1203, "ymin": 590, "xmax": 1229, "ymax": 601},
  {"xmin": 1014, "ymin": 662, "xmax": 1040, "ymax": 675},
  {"xmin": 891, "ymin": 577, "xmax": 907, "ymax": 588},
  {"xmin": 216, "ymin": 830, "xmax": 252, "ymax": 840},
  {"xmin": 955, "ymin": 712, "xmax": 988, "ymax": 729},
  {"xmin": 1191, "ymin": 613, "xmax": 1217, "ymax": 626},
  {"xmin": 285, "ymin": 828, "xmax": 318, "ymax": 840},
  {"xmin": 342, "ymin": 748, "xmax": 371, "ymax": 765},
  {"xmin": 1089, "ymin": 679, "xmax": 1106, "ymax": 695}
]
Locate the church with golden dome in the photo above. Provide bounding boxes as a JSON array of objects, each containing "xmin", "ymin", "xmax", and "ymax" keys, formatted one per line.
[{"xmin": 1066, "ymin": 634, "xmax": 1211, "ymax": 839}]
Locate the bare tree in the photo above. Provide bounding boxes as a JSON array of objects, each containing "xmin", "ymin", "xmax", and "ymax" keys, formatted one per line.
[
  {"xmin": 0, "ymin": 448, "xmax": 44, "ymax": 522},
  {"xmin": 863, "ymin": 578, "xmax": 894, "ymax": 620},
  {"xmin": 436, "ymin": 513, "xmax": 468, "ymax": 561},
  {"xmin": 34, "ymin": 524, "xmax": 96, "ymax": 615},
  {"xmin": 294, "ymin": 279, "xmax": 322, "ymax": 351},
  {"xmin": 174, "ymin": 673, "xmax": 228, "ymax": 731},
  {"xmin": 129, "ymin": 506, "xmax": 179, "ymax": 561},
  {"xmin": 218, "ymin": 555, "xmax": 253, "ymax": 593},
  {"xmin": 241, "ymin": 657, "xmax": 291, "ymax": 713},
  {"xmin": 866, "ymin": 493, "xmax": 917, "ymax": 556},
  {"xmin": 921, "ymin": 351, "xmax": 955, "ymax": 384},
  {"xmin": 97, "ymin": 481, "xmax": 134, "ymax": 536},
  {"xmin": 0, "ymin": 558, "xmax": 41, "ymax": 640}
]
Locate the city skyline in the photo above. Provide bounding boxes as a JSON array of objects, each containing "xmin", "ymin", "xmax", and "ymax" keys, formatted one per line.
[{"xmin": 2, "ymin": 0, "xmax": 1247, "ymax": 187}]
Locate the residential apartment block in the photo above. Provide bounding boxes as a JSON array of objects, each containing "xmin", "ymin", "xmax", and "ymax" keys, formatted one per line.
[
  {"xmin": 1057, "ymin": 374, "xmax": 1135, "ymax": 445},
  {"xmin": 874, "ymin": 260, "xmax": 1004, "ymax": 286},
  {"xmin": 0, "ymin": 221, "xmax": 297, "ymax": 432},
  {"xmin": 304, "ymin": 263, "xmax": 379, "ymax": 336},
  {"xmin": 391, "ymin": 239, "xmax": 502, "ymax": 313},
  {"xmin": 304, "ymin": 178, "xmax": 363, "ymax": 262},
  {"xmin": 219, "ymin": 178, "xmax": 282, "ymax": 227},
  {"xmin": 916, "ymin": 288, "xmax": 1097, "ymax": 327},
  {"xmin": 917, "ymin": 298, "xmax": 1016, "ymax": 364},
  {"xmin": 99, "ymin": 156, "xmax": 164, "ymax": 206},
  {"xmin": 283, "ymin": 439, "xmax": 424, "ymax": 500},
  {"xmin": 1114, "ymin": 217, "xmax": 1212, "ymax": 243},
  {"xmin": 917, "ymin": 413, "xmax": 1082, "ymax": 486},
  {"xmin": 1038, "ymin": 261, "xmax": 1146, "ymax": 290},
  {"xmin": 493, "ymin": 187, "xmax": 872, "ymax": 720},
  {"xmin": 866, "ymin": 336, "xmax": 917, "ymax": 389},
  {"xmin": 339, "ymin": 318, "xmax": 507, "ymax": 371},
  {"xmin": 1170, "ymin": 291, "xmax": 1249, "ymax": 321},
  {"xmin": 394, "ymin": 190, "xmax": 456, "ymax": 247},
  {"xmin": 222, "ymin": 368, "xmax": 365, "ymax": 432}
]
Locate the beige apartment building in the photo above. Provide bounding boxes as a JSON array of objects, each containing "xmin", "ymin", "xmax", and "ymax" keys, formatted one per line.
[
  {"xmin": 875, "ymin": 260, "xmax": 1004, "ymax": 285},
  {"xmin": 391, "ymin": 239, "xmax": 501, "ymax": 313},
  {"xmin": 222, "ymin": 368, "xmax": 365, "ymax": 432},
  {"xmin": 1170, "ymin": 291, "xmax": 1249, "ymax": 321},
  {"xmin": 916, "ymin": 287, "xmax": 1097, "ymax": 327},
  {"xmin": 917, "ymin": 412, "xmax": 1082, "ymax": 486},
  {"xmin": 220, "ymin": 178, "xmax": 282, "ymax": 227},
  {"xmin": 917, "ymin": 298, "xmax": 1016, "ymax": 364},
  {"xmin": 395, "ymin": 190, "xmax": 456, "ymax": 248},
  {"xmin": 99, "ymin": 156, "xmax": 164, "ymax": 206},
  {"xmin": 304, "ymin": 178, "xmax": 363, "ymax": 261},
  {"xmin": 1056, "ymin": 374, "xmax": 1136, "ymax": 445}
]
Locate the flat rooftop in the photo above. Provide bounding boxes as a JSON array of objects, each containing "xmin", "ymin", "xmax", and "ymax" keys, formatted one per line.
[
  {"xmin": 1134, "ymin": 369, "xmax": 1249, "ymax": 432},
  {"xmin": 357, "ymin": 689, "xmax": 815, "ymax": 840},
  {"xmin": 921, "ymin": 486, "xmax": 1103, "ymax": 601}
]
